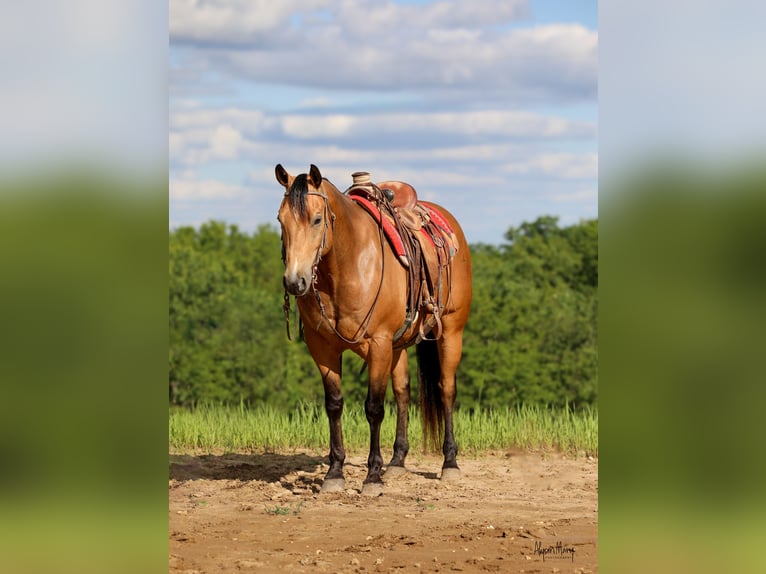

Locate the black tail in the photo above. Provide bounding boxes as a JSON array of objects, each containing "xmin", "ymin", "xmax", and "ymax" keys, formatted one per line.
[{"xmin": 417, "ymin": 339, "xmax": 443, "ymax": 452}]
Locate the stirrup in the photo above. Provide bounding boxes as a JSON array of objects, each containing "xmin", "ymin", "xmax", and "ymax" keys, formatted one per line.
[{"xmin": 419, "ymin": 311, "xmax": 443, "ymax": 341}]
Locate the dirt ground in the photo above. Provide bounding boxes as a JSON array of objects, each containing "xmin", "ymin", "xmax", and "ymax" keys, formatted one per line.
[{"xmin": 169, "ymin": 449, "xmax": 598, "ymax": 573}]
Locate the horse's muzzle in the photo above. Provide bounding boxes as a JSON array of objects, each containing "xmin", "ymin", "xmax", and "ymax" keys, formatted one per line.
[{"xmin": 283, "ymin": 271, "xmax": 311, "ymax": 297}]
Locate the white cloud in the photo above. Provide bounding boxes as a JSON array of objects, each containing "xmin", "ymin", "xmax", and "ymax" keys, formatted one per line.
[
  {"xmin": 170, "ymin": 177, "xmax": 250, "ymax": 200},
  {"xmin": 168, "ymin": 105, "xmax": 596, "ymax": 173},
  {"xmin": 170, "ymin": 0, "xmax": 333, "ymax": 44},
  {"xmin": 171, "ymin": 0, "xmax": 528, "ymax": 43},
  {"xmin": 299, "ymin": 97, "xmax": 333, "ymax": 109},
  {"xmin": 281, "ymin": 114, "xmax": 355, "ymax": 139},
  {"xmin": 502, "ymin": 153, "xmax": 598, "ymax": 179},
  {"xmin": 212, "ymin": 22, "xmax": 596, "ymax": 100},
  {"xmin": 171, "ymin": 106, "xmax": 593, "ymax": 143},
  {"xmin": 170, "ymin": 107, "xmax": 267, "ymax": 132},
  {"xmin": 210, "ymin": 124, "xmax": 244, "ymax": 159},
  {"xmin": 170, "ymin": 0, "xmax": 595, "ymax": 103},
  {"xmin": 550, "ymin": 189, "xmax": 598, "ymax": 202},
  {"xmin": 279, "ymin": 110, "xmax": 530, "ymax": 139},
  {"xmin": 335, "ymin": 0, "xmax": 528, "ymax": 36}
]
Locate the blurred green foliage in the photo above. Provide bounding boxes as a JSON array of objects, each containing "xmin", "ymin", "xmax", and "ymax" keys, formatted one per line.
[
  {"xmin": 0, "ymin": 171, "xmax": 168, "ymax": 574},
  {"xmin": 600, "ymin": 163, "xmax": 766, "ymax": 573},
  {"xmin": 169, "ymin": 216, "xmax": 598, "ymax": 410}
]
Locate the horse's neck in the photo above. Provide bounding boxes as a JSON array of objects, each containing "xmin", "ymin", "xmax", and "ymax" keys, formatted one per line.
[{"xmin": 318, "ymin": 182, "xmax": 378, "ymax": 290}]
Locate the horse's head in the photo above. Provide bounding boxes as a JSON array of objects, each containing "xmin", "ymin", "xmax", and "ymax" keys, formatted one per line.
[{"xmin": 276, "ymin": 163, "xmax": 333, "ymax": 296}]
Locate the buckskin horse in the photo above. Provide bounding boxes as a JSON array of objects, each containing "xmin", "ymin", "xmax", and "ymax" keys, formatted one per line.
[{"xmin": 276, "ymin": 164, "xmax": 472, "ymax": 495}]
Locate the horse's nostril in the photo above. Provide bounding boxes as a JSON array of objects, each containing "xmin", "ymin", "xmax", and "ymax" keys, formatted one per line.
[{"xmin": 283, "ymin": 272, "xmax": 310, "ymax": 296}]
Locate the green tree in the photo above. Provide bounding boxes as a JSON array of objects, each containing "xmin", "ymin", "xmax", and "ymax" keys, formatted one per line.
[
  {"xmin": 459, "ymin": 217, "xmax": 598, "ymax": 409},
  {"xmin": 169, "ymin": 222, "xmax": 318, "ymax": 406},
  {"xmin": 169, "ymin": 216, "xmax": 598, "ymax": 410}
]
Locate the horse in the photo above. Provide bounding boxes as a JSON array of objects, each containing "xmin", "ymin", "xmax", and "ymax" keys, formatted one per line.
[{"xmin": 275, "ymin": 164, "xmax": 472, "ymax": 495}]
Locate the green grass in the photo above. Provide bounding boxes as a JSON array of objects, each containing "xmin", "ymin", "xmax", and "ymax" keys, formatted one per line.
[{"xmin": 169, "ymin": 402, "xmax": 597, "ymax": 457}]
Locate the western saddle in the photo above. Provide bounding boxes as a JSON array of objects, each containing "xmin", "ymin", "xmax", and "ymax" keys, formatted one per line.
[{"xmin": 344, "ymin": 172, "xmax": 457, "ymax": 347}]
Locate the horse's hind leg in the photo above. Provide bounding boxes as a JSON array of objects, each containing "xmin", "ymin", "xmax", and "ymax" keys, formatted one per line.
[
  {"xmin": 386, "ymin": 349, "xmax": 410, "ymax": 474},
  {"xmin": 436, "ymin": 325, "xmax": 464, "ymax": 481}
]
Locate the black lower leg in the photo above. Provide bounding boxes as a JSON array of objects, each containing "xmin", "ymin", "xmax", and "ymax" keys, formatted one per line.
[
  {"xmin": 325, "ymin": 392, "xmax": 345, "ymax": 480},
  {"xmin": 442, "ymin": 409, "xmax": 459, "ymax": 469},
  {"xmin": 389, "ymin": 403, "xmax": 410, "ymax": 467},
  {"xmin": 364, "ymin": 394, "xmax": 385, "ymax": 484}
]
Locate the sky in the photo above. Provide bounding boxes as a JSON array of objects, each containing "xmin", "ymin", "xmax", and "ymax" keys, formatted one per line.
[
  {"xmin": 599, "ymin": 0, "xmax": 766, "ymax": 181},
  {"xmin": 169, "ymin": 0, "xmax": 598, "ymax": 245}
]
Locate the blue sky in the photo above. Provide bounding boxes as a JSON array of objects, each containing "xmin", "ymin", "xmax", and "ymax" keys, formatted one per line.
[{"xmin": 169, "ymin": 0, "xmax": 598, "ymax": 244}]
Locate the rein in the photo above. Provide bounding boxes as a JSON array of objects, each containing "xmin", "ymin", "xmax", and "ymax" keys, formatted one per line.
[{"xmin": 282, "ymin": 186, "xmax": 387, "ymax": 345}]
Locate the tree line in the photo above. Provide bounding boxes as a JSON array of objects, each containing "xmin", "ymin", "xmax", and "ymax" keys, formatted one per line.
[{"xmin": 169, "ymin": 216, "xmax": 597, "ymax": 410}]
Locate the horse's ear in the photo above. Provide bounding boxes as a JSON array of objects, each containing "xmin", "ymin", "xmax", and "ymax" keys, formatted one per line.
[
  {"xmin": 275, "ymin": 164, "xmax": 289, "ymax": 187},
  {"xmin": 308, "ymin": 164, "xmax": 322, "ymax": 188}
]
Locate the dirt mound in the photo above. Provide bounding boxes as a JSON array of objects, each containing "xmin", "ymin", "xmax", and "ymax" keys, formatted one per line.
[{"xmin": 169, "ymin": 450, "xmax": 598, "ymax": 573}]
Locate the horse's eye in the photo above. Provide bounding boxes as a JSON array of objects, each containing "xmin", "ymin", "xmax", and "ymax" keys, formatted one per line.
[{"xmin": 312, "ymin": 215, "xmax": 322, "ymax": 226}]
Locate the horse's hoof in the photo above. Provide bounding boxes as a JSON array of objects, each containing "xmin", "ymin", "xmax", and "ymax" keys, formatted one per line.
[
  {"xmin": 361, "ymin": 481, "xmax": 384, "ymax": 497},
  {"xmin": 320, "ymin": 478, "xmax": 346, "ymax": 493},
  {"xmin": 384, "ymin": 465, "xmax": 408, "ymax": 478},
  {"xmin": 440, "ymin": 467, "xmax": 461, "ymax": 482}
]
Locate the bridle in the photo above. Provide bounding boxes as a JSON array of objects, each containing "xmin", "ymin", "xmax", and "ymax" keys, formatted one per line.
[
  {"xmin": 281, "ymin": 184, "xmax": 386, "ymax": 345},
  {"xmin": 282, "ymin": 188, "xmax": 331, "ymax": 341}
]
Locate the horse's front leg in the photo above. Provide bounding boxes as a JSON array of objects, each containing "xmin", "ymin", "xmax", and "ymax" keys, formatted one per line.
[
  {"xmin": 311, "ymin": 344, "xmax": 346, "ymax": 493},
  {"xmin": 362, "ymin": 341, "xmax": 393, "ymax": 495}
]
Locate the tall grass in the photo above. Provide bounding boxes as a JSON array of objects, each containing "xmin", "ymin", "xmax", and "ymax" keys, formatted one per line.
[{"xmin": 169, "ymin": 402, "xmax": 597, "ymax": 457}]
